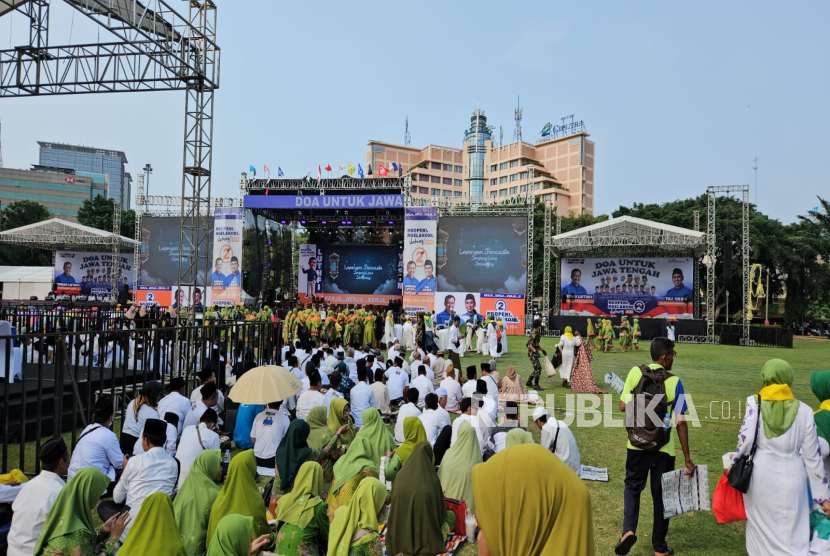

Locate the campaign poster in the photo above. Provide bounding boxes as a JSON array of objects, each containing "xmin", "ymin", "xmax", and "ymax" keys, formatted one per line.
[
  {"xmin": 433, "ymin": 291, "xmax": 484, "ymax": 329},
  {"xmin": 321, "ymin": 245, "xmax": 401, "ymax": 297},
  {"xmin": 54, "ymin": 251, "xmax": 135, "ymax": 297},
  {"xmin": 140, "ymin": 216, "xmax": 214, "ymax": 287},
  {"xmin": 435, "ymin": 216, "xmax": 528, "ymax": 294},
  {"xmin": 136, "ymin": 286, "xmax": 172, "ymax": 307},
  {"xmin": 480, "ymin": 293, "xmax": 525, "ymax": 335},
  {"xmin": 298, "ymin": 244, "xmax": 323, "ymax": 303},
  {"xmin": 403, "ymin": 207, "xmax": 437, "ymax": 316},
  {"xmin": 560, "ymin": 257, "xmax": 695, "ymax": 318},
  {"xmin": 211, "ymin": 208, "xmax": 243, "ymax": 307}
]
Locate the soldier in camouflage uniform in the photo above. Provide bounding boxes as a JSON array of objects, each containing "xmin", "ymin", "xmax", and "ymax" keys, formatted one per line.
[{"xmin": 526, "ymin": 318, "xmax": 547, "ymax": 390}]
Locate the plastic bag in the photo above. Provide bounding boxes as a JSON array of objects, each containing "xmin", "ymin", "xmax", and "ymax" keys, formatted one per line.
[
  {"xmin": 545, "ymin": 356, "xmax": 556, "ymax": 377},
  {"xmin": 810, "ymin": 509, "xmax": 830, "ymax": 554},
  {"xmin": 712, "ymin": 471, "xmax": 746, "ymax": 524}
]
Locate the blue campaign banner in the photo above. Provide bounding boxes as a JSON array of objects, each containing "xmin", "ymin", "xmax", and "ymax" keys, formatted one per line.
[
  {"xmin": 320, "ymin": 244, "xmax": 402, "ymax": 296},
  {"xmin": 243, "ymin": 194, "xmax": 404, "ymax": 209}
]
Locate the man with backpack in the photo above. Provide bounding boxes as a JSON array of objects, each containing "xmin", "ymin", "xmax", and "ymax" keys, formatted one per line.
[{"xmin": 615, "ymin": 337, "xmax": 694, "ymax": 556}]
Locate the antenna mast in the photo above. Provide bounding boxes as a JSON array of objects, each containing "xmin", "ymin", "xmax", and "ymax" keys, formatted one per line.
[
  {"xmin": 752, "ymin": 156, "xmax": 758, "ymax": 205},
  {"xmin": 404, "ymin": 116, "xmax": 411, "ymax": 146},
  {"xmin": 513, "ymin": 96, "xmax": 523, "ymax": 143},
  {"xmin": 499, "ymin": 126, "xmax": 503, "ymax": 146}
]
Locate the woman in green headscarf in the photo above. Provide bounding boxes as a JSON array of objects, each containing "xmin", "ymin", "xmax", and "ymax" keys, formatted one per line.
[
  {"xmin": 734, "ymin": 359, "xmax": 830, "ymax": 555},
  {"xmin": 174, "ymin": 450, "xmax": 222, "ymax": 556},
  {"xmin": 383, "ymin": 416, "xmax": 430, "ymax": 483},
  {"xmin": 354, "ymin": 408, "xmax": 396, "ymax": 466},
  {"xmin": 386, "ymin": 442, "xmax": 452, "ymax": 556},
  {"xmin": 35, "ymin": 467, "xmax": 127, "ymax": 556},
  {"xmin": 270, "ymin": 419, "xmax": 347, "ymax": 513},
  {"xmin": 505, "ymin": 428, "xmax": 534, "ymax": 448},
  {"xmin": 438, "ymin": 421, "xmax": 482, "ymax": 514},
  {"xmin": 307, "ymin": 406, "xmax": 334, "ymax": 449},
  {"xmin": 812, "ymin": 370, "xmax": 830, "ymax": 477},
  {"xmin": 472, "ymin": 443, "xmax": 594, "ymax": 555},
  {"xmin": 119, "ymin": 493, "xmax": 186, "ymax": 556},
  {"xmin": 274, "ymin": 462, "xmax": 329, "ymax": 555},
  {"xmin": 206, "ymin": 450, "xmax": 270, "ymax": 551},
  {"xmin": 327, "ymin": 437, "xmax": 380, "ymax": 521},
  {"xmin": 328, "ymin": 398, "xmax": 356, "ymax": 446},
  {"xmin": 206, "ymin": 515, "xmax": 270, "ymax": 556},
  {"xmin": 327, "ymin": 478, "xmax": 387, "ymax": 556}
]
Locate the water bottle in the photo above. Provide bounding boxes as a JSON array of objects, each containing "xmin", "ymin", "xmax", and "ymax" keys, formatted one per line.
[
  {"xmin": 662, "ymin": 412, "xmax": 672, "ymax": 431},
  {"xmin": 465, "ymin": 512, "xmax": 477, "ymax": 540},
  {"xmin": 221, "ymin": 449, "xmax": 231, "ymax": 479}
]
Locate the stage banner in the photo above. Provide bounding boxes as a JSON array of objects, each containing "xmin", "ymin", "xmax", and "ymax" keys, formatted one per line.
[
  {"xmin": 403, "ymin": 207, "xmax": 437, "ymax": 316},
  {"xmin": 136, "ymin": 286, "xmax": 172, "ymax": 307},
  {"xmin": 436, "ymin": 216, "xmax": 527, "ymax": 294},
  {"xmin": 298, "ymin": 244, "xmax": 323, "ymax": 303},
  {"xmin": 244, "ymin": 194, "xmax": 405, "ymax": 209},
  {"xmin": 54, "ymin": 251, "xmax": 135, "ymax": 297},
  {"xmin": 211, "ymin": 207, "xmax": 243, "ymax": 307},
  {"xmin": 481, "ymin": 293, "xmax": 525, "ymax": 335},
  {"xmin": 140, "ymin": 216, "xmax": 214, "ymax": 287},
  {"xmin": 560, "ymin": 257, "xmax": 695, "ymax": 318}
]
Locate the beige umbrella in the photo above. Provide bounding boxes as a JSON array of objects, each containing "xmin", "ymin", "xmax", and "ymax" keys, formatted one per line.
[{"xmin": 228, "ymin": 365, "xmax": 302, "ymax": 405}]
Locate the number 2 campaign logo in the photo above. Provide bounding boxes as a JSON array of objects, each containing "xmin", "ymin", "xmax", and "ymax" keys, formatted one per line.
[{"xmin": 495, "ymin": 299, "xmax": 507, "ymax": 312}]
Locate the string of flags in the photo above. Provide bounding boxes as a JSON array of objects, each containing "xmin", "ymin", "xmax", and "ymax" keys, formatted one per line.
[{"xmin": 247, "ymin": 162, "xmax": 403, "ymax": 179}]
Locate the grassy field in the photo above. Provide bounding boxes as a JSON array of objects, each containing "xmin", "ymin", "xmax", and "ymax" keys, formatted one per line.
[{"xmin": 5, "ymin": 335, "xmax": 829, "ymax": 555}]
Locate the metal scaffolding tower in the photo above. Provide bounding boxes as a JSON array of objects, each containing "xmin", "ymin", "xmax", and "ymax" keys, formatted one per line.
[
  {"xmin": 110, "ymin": 200, "xmax": 121, "ymax": 302},
  {"xmin": 705, "ymin": 185, "xmax": 751, "ymax": 345},
  {"xmin": 542, "ymin": 201, "xmax": 552, "ymax": 322},
  {"xmin": 0, "ymin": 0, "xmax": 220, "ymax": 325},
  {"xmin": 553, "ymin": 215, "xmax": 561, "ymax": 314}
]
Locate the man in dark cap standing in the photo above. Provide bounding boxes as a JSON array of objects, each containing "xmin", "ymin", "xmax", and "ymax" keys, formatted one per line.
[
  {"xmin": 7, "ymin": 437, "xmax": 68, "ymax": 555},
  {"xmin": 104, "ymin": 418, "xmax": 178, "ymax": 542}
]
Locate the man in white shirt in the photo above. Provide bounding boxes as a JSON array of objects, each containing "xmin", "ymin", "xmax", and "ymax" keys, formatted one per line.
[
  {"xmin": 474, "ymin": 379, "xmax": 499, "ymax": 424},
  {"xmin": 409, "ymin": 345, "xmax": 425, "ymax": 364},
  {"xmin": 439, "ymin": 368, "xmax": 463, "ymax": 412},
  {"xmin": 410, "ymin": 352, "xmax": 434, "ymax": 383},
  {"xmin": 461, "ymin": 366, "xmax": 478, "ymax": 398},
  {"xmin": 286, "ymin": 354, "xmax": 304, "ymax": 382},
  {"xmin": 157, "ymin": 378, "xmax": 192, "ymax": 438},
  {"xmin": 394, "ymin": 389, "xmax": 422, "ymax": 445},
  {"xmin": 133, "ymin": 412, "xmax": 178, "ymax": 457},
  {"xmin": 293, "ymin": 340, "xmax": 308, "ymax": 367},
  {"xmin": 419, "ymin": 393, "xmax": 452, "ymax": 445},
  {"xmin": 365, "ymin": 354, "xmax": 385, "ymax": 378},
  {"xmin": 183, "ymin": 381, "xmax": 220, "ymax": 430},
  {"xmin": 450, "ymin": 398, "xmax": 487, "ymax": 455},
  {"xmin": 350, "ymin": 366, "xmax": 377, "ymax": 426},
  {"xmin": 67, "ymin": 397, "xmax": 124, "ymax": 482},
  {"xmin": 480, "ymin": 363, "xmax": 500, "ymax": 409},
  {"xmin": 410, "ymin": 364, "xmax": 434, "ymax": 409},
  {"xmin": 355, "ymin": 346, "xmax": 367, "ymax": 361},
  {"xmin": 296, "ymin": 370, "xmax": 326, "ymax": 420},
  {"xmin": 175, "ymin": 408, "xmax": 220, "ymax": 489},
  {"xmin": 323, "ymin": 371, "xmax": 345, "ymax": 414},
  {"xmin": 387, "ymin": 339, "xmax": 401, "ymax": 366},
  {"xmin": 447, "ymin": 316, "xmax": 462, "ymax": 372},
  {"xmin": 384, "ymin": 357, "xmax": 410, "ymax": 406},
  {"xmin": 190, "ymin": 367, "xmax": 225, "ymax": 416},
  {"xmin": 251, "ymin": 401, "xmax": 290, "ymax": 476},
  {"xmin": 8, "ymin": 437, "xmax": 68, "ymax": 556},
  {"xmin": 371, "ymin": 368, "xmax": 391, "ymax": 416},
  {"xmin": 322, "ymin": 348, "xmax": 339, "ymax": 375},
  {"xmin": 103, "ymin": 419, "xmax": 179, "ymax": 542},
  {"xmin": 343, "ymin": 348, "xmax": 358, "ymax": 381},
  {"xmin": 426, "ymin": 348, "xmax": 437, "ymax": 370},
  {"xmin": 533, "ymin": 407, "xmax": 581, "ymax": 474}
]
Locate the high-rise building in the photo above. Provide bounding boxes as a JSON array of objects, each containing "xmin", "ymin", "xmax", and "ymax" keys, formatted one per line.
[
  {"xmin": 38, "ymin": 141, "xmax": 132, "ymax": 209},
  {"xmin": 0, "ymin": 166, "xmax": 107, "ymax": 221},
  {"xmin": 366, "ymin": 106, "xmax": 595, "ymax": 215}
]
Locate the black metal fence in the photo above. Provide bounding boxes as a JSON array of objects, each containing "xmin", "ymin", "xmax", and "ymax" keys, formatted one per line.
[{"xmin": 0, "ymin": 319, "xmax": 283, "ymax": 474}]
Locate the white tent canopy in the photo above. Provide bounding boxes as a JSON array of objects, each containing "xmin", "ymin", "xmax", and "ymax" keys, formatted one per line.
[
  {"xmin": 0, "ymin": 217, "xmax": 138, "ymax": 251},
  {"xmin": 0, "ymin": 266, "xmax": 53, "ymax": 300},
  {"xmin": 550, "ymin": 215, "xmax": 706, "ymax": 256}
]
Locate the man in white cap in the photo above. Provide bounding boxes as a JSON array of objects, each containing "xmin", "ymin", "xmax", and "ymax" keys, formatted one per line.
[
  {"xmin": 387, "ymin": 338, "xmax": 401, "ymax": 364},
  {"xmin": 532, "ymin": 406, "xmax": 581, "ymax": 474}
]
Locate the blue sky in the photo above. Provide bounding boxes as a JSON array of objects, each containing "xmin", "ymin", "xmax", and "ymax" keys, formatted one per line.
[{"xmin": 1, "ymin": 0, "xmax": 827, "ymax": 222}]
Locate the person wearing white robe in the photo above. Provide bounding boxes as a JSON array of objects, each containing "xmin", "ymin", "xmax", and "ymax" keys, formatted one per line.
[
  {"xmin": 382, "ymin": 311, "xmax": 395, "ymax": 348},
  {"xmin": 486, "ymin": 319, "xmax": 499, "ymax": 359},
  {"xmin": 476, "ymin": 325, "xmax": 488, "ymax": 355},
  {"xmin": 733, "ymin": 361, "xmax": 830, "ymax": 556},
  {"xmin": 498, "ymin": 320, "xmax": 508, "ymax": 354},
  {"xmin": 556, "ymin": 330, "xmax": 581, "ymax": 385},
  {"xmin": 402, "ymin": 318, "xmax": 415, "ymax": 351},
  {"xmin": 393, "ymin": 321, "xmax": 403, "ymax": 344}
]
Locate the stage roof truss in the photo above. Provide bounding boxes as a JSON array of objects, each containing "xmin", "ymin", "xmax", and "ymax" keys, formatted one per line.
[
  {"xmin": 241, "ymin": 175, "xmax": 407, "ymax": 193},
  {"xmin": 0, "ymin": 217, "xmax": 138, "ymax": 250},
  {"xmin": 549, "ymin": 216, "xmax": 705, "ymax": 256}
]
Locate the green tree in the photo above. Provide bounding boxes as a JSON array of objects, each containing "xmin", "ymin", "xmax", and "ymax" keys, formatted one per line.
[
  {"xmin": 76, "ymin": 195, "xmax": 135, "ymax": 239},
  {"xmin": 0, "ymin": 200, "xmax": 53, "ymax": 266}
]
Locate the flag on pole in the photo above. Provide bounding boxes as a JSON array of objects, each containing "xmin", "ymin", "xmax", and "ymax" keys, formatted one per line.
[
  {"xmin": 378, "ymin": 164, "xmax": 388, "ymax": 176},
  {"xmin": 249, "ymin": 165, "xmax": 256, "ymax": 177},
  {"xmin": 358, "ymin": 164, "xmax": 364, "ymax": 179},
  {"xmin": 325, "ymin": 164, "xmax": 332, "ymax": 172},
  {"xmin": 348, "ymin": 164, "xmax": 356, "ymax": 176},
  {"xmin": 367, "ymin": 164, "xmax": 373, "ymax": 176},
  {"xmin": 391, "ymin": 162, "xmax": 399, "ymax": 172},
  {"xmin": 278, "ymin": 167, "xmax": 284, "ymax": 177},
  {"xmin": 338, "ymin": 164, "xmax": 344, "ymax": 174},
  {"xmin": 264, "ymin": 164, "xmax": 270, "ymax": 178},
  {"xmin": 317, "ymin": 165, "xmax": 321, "ymax": 183}
]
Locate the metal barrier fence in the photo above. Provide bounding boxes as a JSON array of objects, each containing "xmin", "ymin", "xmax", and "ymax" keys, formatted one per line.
[{"xmin": 0, "ymin": 319, "xmax": 283, "ymax": 475}]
